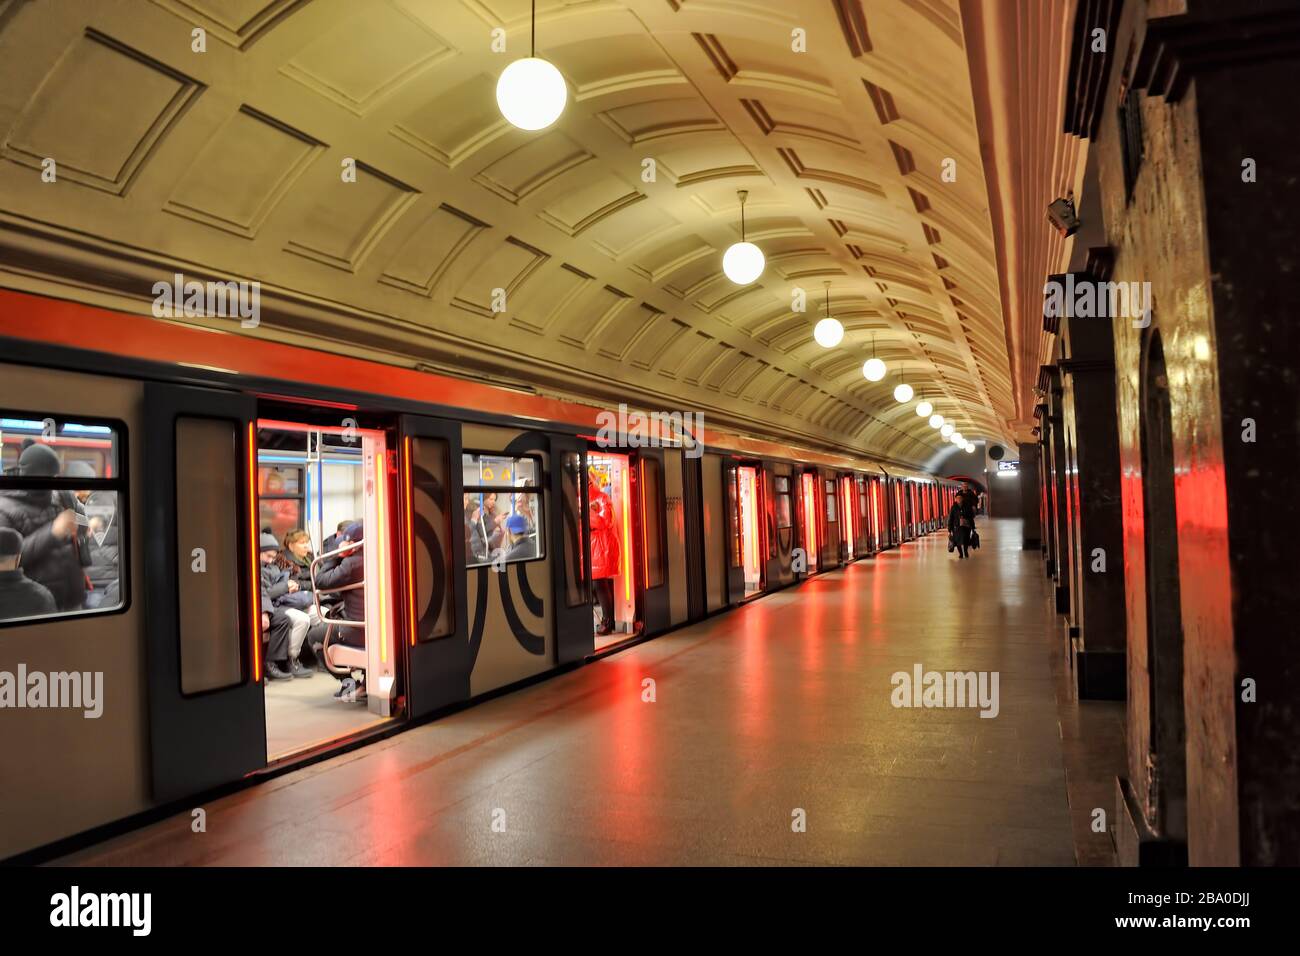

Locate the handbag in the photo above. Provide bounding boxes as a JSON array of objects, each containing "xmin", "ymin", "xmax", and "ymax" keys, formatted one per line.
[
  {"xmin": 970, "ymin": 529, "xmax": 980, "ymax": 550},
  {"xmin": 947, "ymin": 532, "xmax": 955, "ymax": 552}
]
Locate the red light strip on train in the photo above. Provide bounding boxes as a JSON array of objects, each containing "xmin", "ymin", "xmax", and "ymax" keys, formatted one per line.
[
  {"xmin": 404, "ymin": 436, "xmax": 417, "ymax": 648},
  {"xmin": 247, "ymin": 422, "xmax": 262, "ymax": 683},
  {"xmin": 639, "ymin": 459, "xmax": 649, "ymax": 592},
  {"xmin": 621, "ymin": 466, "xmax": 633, "ymax": 604}
]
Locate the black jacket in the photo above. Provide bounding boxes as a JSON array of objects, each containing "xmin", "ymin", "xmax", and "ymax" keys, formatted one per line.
[
  {"xmin": 260, "ymin": 560, "xmax": 290, "ymax": 609},
  {"xmin": 83, "ymin": 490, "xmax": 120, "ymax": 594},
  {"xmin": 947, "ymin": 501, "xmax": 975, "ymax": 534},
  {"xmin": 0, "ymin": 568, "xmax": 56, "ymax": 621},
  {"xmin": 0, "ymin": 489, "xmax": 87, "ymax": 611},
  {"xmin": 315, "ymin": 547, "xmax": 364, "ymax": 622}
]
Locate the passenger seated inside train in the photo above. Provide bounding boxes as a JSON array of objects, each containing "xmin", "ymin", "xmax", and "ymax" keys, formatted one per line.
[
  {"xmin": 259, "ymin": 533, "xmax": 313, "ymax": 681},
  {"xmin": 313, "ymin": 521, "xmax": 367, "ymax": 704}
]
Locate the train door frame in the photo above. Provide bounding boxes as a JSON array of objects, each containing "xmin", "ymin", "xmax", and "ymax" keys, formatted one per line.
[
  {"xmin": 764, "ymin": 462, "xmax": 795, "ymax": 588},
  {"xmin": 636, "ymin": 446, "xmax": 671, "ymax": 634},
  {"xmin": 838, "ymin": 472, "xmax": 856, "ymax": 562},
  {"xmin": 551, "ymin": 434, "xmax": 592, "ymax": 664},
  {"xmin": 143, "ymin": 382, "xmax": 265, "ymax": 801},
  {"xmin": 818, "ymin": 470, "xmax": 839, "ymax": 569},
  {"xmin": 682, "ymin": 453, "xmax": 707, "ymax": 619},
  {"xmin": 724, "ymin": 458, "xmax": 766, "ymax": 603},
  {"xmin": 400, "ymin": 415, "xmax": 470, "ymax": 717},
  {"xmin": 585, "ymin": 442, "xmax": 668, "ymax": 645},
  {"xmin": 852, "ymin": 473, "xmax": 869, "ymax": 557},
  {"xmin": 796, "ymin": 467, "xmax": 820, "ymax": 578}
]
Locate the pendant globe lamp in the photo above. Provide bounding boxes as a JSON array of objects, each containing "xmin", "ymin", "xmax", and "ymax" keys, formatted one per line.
[
  {"xmin": 812, "ymin": 281, "xmax": 844, "ymax": 348},
  {"xmin": 496, "ymin": 1, "xmax": 567, "ymax": 131},
  {"xmin": 722, "ymin": 190, "xmax": 765, "ymax": 284},
  {"xmin": 892, "ymin": 366, "xmax": 913, "ymax": 404},
  {"xmin": 862, "ymin": 332, "xmax": 886, "ymax": 381},
  {"xmin": 929, "ymin": 413, "xmax": 944, "ymax": 429},
  {"xmin": 915, "ymin": 390, "xmax": 933, "ymax": 418}
]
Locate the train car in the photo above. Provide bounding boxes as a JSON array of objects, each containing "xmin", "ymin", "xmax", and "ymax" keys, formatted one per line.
[{"xmin": 0, "ymin": 290, "xmax": 957, "ymax": 860}]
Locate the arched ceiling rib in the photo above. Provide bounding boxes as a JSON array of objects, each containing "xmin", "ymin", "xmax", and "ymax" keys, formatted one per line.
[{"xmin": 0, "ymin": 0, "xmax": 1018, "ymax": 465}]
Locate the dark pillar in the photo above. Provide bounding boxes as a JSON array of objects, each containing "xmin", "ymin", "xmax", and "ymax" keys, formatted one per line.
[
  {"xmin": 1058, "ymin": 283, "xmax": 1126, "ymax": 700},
  {"xmin": 1044, "ymin": 366, "xmax": 1071, "ymax": 615},
  {"xmin": 1018, "ymin": 441, "xmax": 1041, "ymax": 549}
]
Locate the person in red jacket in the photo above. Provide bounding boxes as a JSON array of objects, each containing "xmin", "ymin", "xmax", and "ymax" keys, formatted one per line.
[{"xmin": 589, "ymin": 480, "xmax": 620, "ymax": 636}]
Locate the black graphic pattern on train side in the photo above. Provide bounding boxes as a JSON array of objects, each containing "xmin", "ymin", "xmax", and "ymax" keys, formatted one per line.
[{"xmin": 466, "ymin": 431, "xmax": 549, "ymax": 668}]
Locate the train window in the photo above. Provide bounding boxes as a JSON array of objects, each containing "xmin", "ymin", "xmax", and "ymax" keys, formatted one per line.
[
  {"xmin": 774, "ymin": 476, "xmax": 793, "ymax": 530},
  {"xmin": 462, "ymin": 452, "xmax": 544, "ymax": 569},
  {"xmin": 640, "ymin": 457, "xmax": 665, "ymax": 589},
  {"xmin": 0, "ymin": 415, "xmax": 126, "ymax": 626},
  {"xmin": 177, "ymin": 417, "xmax": 243, "ymax": 693},
  {"xmin": 257, "ymin": 463, "xmax": 304, "ymax": 542},
  {"xmin": 824, "ymin": 478, "xmax": 837, "ymax": 522}
]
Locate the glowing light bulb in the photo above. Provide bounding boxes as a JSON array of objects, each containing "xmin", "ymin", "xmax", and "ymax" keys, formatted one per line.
[
  {"xmin": 916, "ymin": 400, "xmax": 933, "ymax": 417},
  {"xmin": 893, "ymin": 382, "xmax": 913, "ymax": 403},
  {"xmin": 722, "ymin": 241, "xmax": 765, "ymax": 284},
  {"xmin": 862, "ymin": 357, "xmax": 886, "ymax": 381},
  {"xmin": 941, "ymin": 424, "xmax": 954, "ymax": 437},
  {"xmin": 496, "ymin": 57, "xmax": 567, "ymax": 131},
  {"xmin": 929, "ymin": 414, "xmax": 944, "ymax": 429},
  {"xmin": 813, "ymin": 316, "xmax": 844, "ymax": 348}
]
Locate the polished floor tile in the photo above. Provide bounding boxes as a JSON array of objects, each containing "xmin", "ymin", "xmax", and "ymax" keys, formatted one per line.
[{"xmin": 56, "ymin": 518, "xmax": 1121, "ymax": 867}]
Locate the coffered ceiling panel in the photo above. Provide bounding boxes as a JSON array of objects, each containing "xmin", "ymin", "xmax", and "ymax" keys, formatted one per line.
[
  {"xmin": 0, "ymin": 0, "xmax": 1022, "ymax": 466},
  {"xmin": 165, "ymin": 106, "xmax": 324, "ymax": 238},
  {"xmin": 2, "ymin": 29, "xmax": 202, "ymax": 196}
]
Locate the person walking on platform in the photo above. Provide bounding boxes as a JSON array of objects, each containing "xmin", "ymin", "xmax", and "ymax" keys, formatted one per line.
[{"xmin": 948, "ymin": 492, "xmax": 976, "ymax": 560}]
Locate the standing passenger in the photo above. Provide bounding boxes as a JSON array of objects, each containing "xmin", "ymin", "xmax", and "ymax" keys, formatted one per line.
[
  {"xmin": 589, "ymin": 482, "xmax": 619, "ymax": 636},
  {"xmin": 0, "ymin": 443, "xmax": 88, "ymax": 611}
]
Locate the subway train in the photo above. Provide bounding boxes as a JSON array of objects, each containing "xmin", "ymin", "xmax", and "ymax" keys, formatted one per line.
[{"xmin": 0, "ymin": 289, "xmax": 960, "ymax": 860}]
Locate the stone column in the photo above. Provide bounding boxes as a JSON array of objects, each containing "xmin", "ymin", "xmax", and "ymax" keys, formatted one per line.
[
  {"xmin": 1017, "ymin": 441, "xmax": 1041, "ymax": 549},
  {"xmin": 1058, "ymin": 294, "xmax": 1126, "ymax": 700}
]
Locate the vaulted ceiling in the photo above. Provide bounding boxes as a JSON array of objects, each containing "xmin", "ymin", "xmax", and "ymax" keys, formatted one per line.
[{"xmin": 0, "ymin": 0, "xmax": 1027, "ymax": 466}]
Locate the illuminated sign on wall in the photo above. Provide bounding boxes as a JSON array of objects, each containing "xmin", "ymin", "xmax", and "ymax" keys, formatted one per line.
[{"xmin": 997, "ymin": 460, "xmax": 1020, "ymax": 474}]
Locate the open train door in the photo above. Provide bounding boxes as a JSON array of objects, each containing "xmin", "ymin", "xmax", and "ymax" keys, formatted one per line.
[
  {"xmin": 551, "ymin": 434, "xmax": 591, "ymax": 664},
  {"xmin": 143, "ymin": 383, "xmax": 264, "ymax": 801},
  {"xmin": 400, "ymin": 415, "xmax": 470, "ymax": 719},
  {"xmin": 634, "ymin": 447, "xmax": 670, "ymax": 633},
  {"xmin": 722, "ymin": 459, "xmax": 745, "ymax": 602}
]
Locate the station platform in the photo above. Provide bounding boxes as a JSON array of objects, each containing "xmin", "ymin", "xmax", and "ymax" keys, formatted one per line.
[{"xmin": 53, "ymin": 519, "xmax": 1123, "ymax": 867}]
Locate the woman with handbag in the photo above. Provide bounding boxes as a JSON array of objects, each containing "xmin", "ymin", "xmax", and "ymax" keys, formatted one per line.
[{"xmin": 947, "ymin": 494, "xmax": 976, "ymax": 560}]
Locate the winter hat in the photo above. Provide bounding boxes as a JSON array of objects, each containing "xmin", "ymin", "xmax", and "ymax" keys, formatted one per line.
[
  {"xmin": 66, "ymin": 460, "xmax": 96, "ymax": 479},
  {"xmin": 18, "ymin": 443, "xmax": 61, "ymax": 477},
  {"xmin": 505, "ymin": 513, "xmax": 529, "ymax": 534},
  {"xmin": 344, "ymin": 521, "xmax": 364, "ymax": 543},
  {"xmin": 0, "ymin": 527, "xmax": 21, "ymax": 558},
  {"xmin": 259, "ymin": 532, "xmax": 280, "ymax": 551}
]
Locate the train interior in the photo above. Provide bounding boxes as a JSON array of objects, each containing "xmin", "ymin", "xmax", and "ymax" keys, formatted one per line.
[
  {"xmin": 736, "ymin": 465, "xmax": 763, "ymax": 598},
  {"xmin": 587, "ymin": 451, "xmax": 638, "ymax": 651},
  {"xmin": 256, "ymin": 420, "xmax": 397, "ymax": 762}
]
